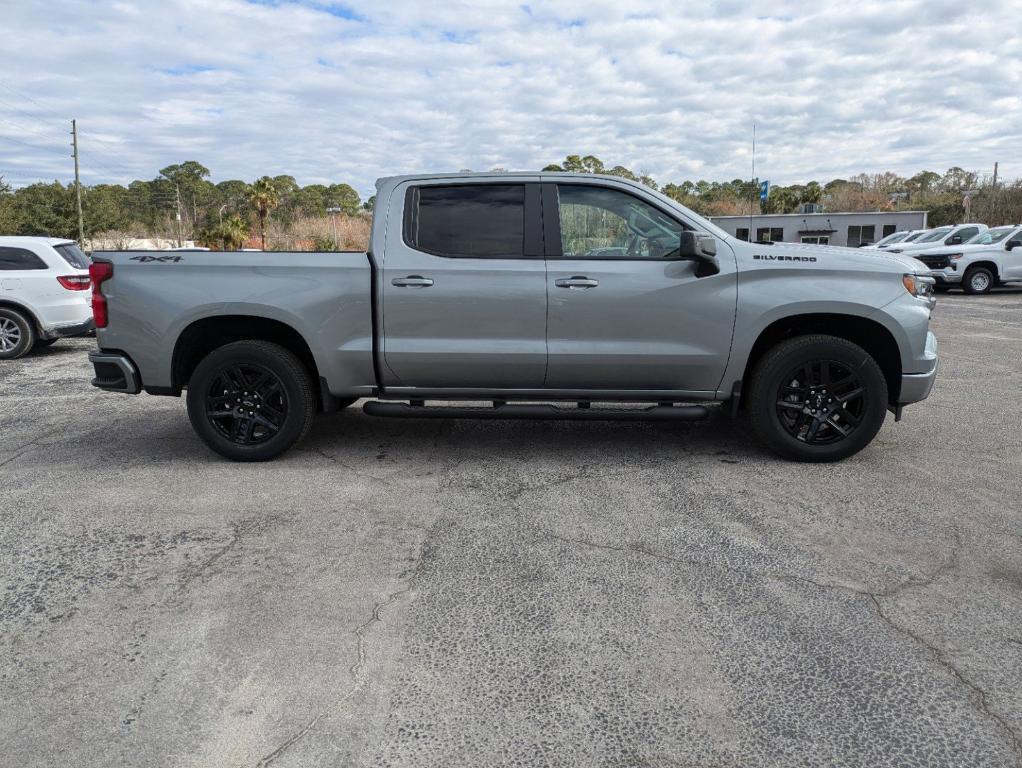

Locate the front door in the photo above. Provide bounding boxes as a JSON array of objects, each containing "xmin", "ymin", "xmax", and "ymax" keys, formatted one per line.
[
  {"xmin": 1005, "ymin": 230, "xmax": 1022, "ymax": 279},
  {"xmin": 543, "ymin": 183, "xmax": 737, "ymax": 393},
  {"xmin": 380, "ymin": 181, "xmax": 548, "ymax": 390}
]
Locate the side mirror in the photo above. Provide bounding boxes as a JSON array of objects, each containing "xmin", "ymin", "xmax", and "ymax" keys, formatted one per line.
[
  {"xmin": 1006, "ymin": 240, "xmax": 1021, "ymax": 251},
  {"xmin": 947, "ymin": 235, "xmax": 962, "ymax": 245},
  {"xmin": 678, "ymin": 231, "xmax": 720, "ymax": 276}
]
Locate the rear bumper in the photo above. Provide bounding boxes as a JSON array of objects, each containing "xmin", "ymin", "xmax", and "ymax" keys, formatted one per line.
[
  {"xmin": 89, "ymin": 350, "xmax": 141, "ymax": 394},
  {"xmin": 898, "ymin": 331, "xmax": 938, "ymax": 405},
  {"xmin": 44, "ymin": 317, "xmax": 95, "ymax": 340}
]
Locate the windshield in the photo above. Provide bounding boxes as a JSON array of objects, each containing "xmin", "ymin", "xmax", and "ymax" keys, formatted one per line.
[
  {"xmin": 903, "ymin": 231, "xmax": 924, "ymax": 242},
  {"xmin": 875, "ymin": 231, "xmax": 908, "ymax": 246},
  {"xmin": 968, "ymin": 226, "xmax": 1016, "ymax": 245},
  {"xmin": 916, "ymin": 227, "xmax": 952, "ymax": 243}
]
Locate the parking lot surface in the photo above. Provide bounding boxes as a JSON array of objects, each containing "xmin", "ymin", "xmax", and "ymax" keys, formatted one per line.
[{"xmin": 2, "ymin": 291, "xmax": 1021, "ymax": 767}]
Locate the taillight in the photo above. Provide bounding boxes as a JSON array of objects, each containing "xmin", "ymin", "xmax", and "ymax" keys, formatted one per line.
[
  {"xmin": 57, "ymin": 275, "xmax": 91, "ymax": 291},
  {"xmin": 89, "ymin": 262, "xmax": 114, "ymax": 328}
]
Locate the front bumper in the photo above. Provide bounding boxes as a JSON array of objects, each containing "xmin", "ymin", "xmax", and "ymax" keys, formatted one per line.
[
  {"xmin": 929, "ymin": 269, "xmax": 961, "ymax": 285},
  {"xmin": 898, "ymin": 331, "xmax": 938, "ymax": 405},
  {"xmin": 89, "ymin": 350, "xmax": 141, "ymax": 394}
]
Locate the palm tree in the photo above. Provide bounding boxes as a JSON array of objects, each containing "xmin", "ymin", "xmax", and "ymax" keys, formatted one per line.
[
  {"xmin": 248, "ymin": 177, "xmax": 279, "ymax": 250},
  {"xmin": 219, "ymin": 214, "xmax": 249, "ymax": 251}
]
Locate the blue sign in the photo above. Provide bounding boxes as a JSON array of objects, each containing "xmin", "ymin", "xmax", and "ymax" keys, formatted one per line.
[{"xmin": 759, "ymin": 180, "xmax": 770, "ymax": 202}]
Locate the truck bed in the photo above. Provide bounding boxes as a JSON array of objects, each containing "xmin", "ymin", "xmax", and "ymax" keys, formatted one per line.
[{"xmin": 92, "ymin": 250, "xmax": 376, "ymax": 396}]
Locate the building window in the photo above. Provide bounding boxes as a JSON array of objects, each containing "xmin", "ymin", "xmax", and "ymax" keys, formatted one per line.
[
  {"xmin": 847, "ymin": 225, "xmax": 876, "ymax": 247},
  {"xmin": 756, "ymin": 227, "xmax": 784, "ymax": 242},
  {"xmin": 882, "ymin": 224, "xmax": 897, "ymax": 238},
  {"xmin": 800, "ymin": 236, "xmax": 830, "ymax": 245},
  {"xmin": 735, "ymin": 228, "xmax": 749, "ymax": 242}
]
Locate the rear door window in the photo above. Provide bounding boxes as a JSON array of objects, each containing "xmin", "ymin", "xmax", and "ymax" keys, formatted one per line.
[
  {"xmin": 405, "ymin": 184, "xmax": 525, "ymax": 258},
  {"xmin": 0, "ymin": 247, "xmax": 48, "ymax": 270},
  {"xmin": 54, "ymin": 243, "xmax": 90, "ymax": 269}
]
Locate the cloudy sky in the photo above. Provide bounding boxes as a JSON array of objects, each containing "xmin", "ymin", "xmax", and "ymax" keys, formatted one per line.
[{"xmin": 1, "ymin": 0, "xmax": 1019, "ymax": 198}]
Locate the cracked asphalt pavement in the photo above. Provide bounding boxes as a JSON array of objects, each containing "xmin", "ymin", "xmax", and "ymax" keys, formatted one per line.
[{"xmin": 2, "ymin": 290, "xmax": 1021, "ymax": 767}]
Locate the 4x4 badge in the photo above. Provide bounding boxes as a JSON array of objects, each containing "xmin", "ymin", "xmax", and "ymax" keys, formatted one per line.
[{"xmin": 129, "ymin": 255, "xmax": 183, "ymax": 263}]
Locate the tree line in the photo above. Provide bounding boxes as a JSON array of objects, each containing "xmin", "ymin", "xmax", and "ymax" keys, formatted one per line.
[
  {"xmin": 0, "ymin": 160, "xmax": 370, "ymax": 249},
  {"xmin": 543, "ymin": 155, "xmax": 1021, "ymax": 227},
  {"xmin": 1, "ymin": 155, "xmax": 1018, "ymax": 249}
]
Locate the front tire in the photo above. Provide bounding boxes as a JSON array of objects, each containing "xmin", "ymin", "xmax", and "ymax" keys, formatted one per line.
[
  {"xmin": 186, "ymin": 341, "xmax": 316, "ymax": 461},
  {"xmin": 748, "ymin": 335, "xmax": 888, "ymax": 462},
  {"xmin": 963, "ymin": 266, "xmax": 994, "ymax": 294},
  {"xmin": 0, "ymin": 308, "xmax": 35, "ymax": 360}
]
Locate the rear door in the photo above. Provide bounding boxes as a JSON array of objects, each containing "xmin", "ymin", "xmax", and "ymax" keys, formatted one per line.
[
  {"xmin": 542, "ymin": 182, "xmax": 737, "ymax": 393},
  {"xmin": 0, "ymin": 245, "xmax": 51, "ymax": 307},
  {"xmin": 380, "ymin": 180, "xmax": 548, "ymax": 390}
]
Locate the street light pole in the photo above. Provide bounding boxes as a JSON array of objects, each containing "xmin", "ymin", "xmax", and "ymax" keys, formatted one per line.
[{"xmin": 326, "ymin": 205, "xmax": 341, "ymax": 246}]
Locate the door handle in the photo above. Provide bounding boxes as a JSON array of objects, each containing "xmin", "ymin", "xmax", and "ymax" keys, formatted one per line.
[
  {"xmin": 555, "ymin": 276, "xmax": 599, "ymax": 289},
  {"xmin": 392, "ymin": 275, "xmax": 434, "ymax": 287}
]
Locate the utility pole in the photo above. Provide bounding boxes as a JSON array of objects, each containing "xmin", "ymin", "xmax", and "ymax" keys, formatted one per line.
[
  {"xmin": 992, "ymin": 162, "xmax": 998, "ymax": 189},
  {"xmin": 70, "ymin": 120, "xmax": 84, "ymax": 245},
  {"xmin": 175, "ymin": 184, "xmax": 183, "ymax": 247},
  {"xmin": 749, "ymin": 122, "xmax": 756, "ymax": 241}
]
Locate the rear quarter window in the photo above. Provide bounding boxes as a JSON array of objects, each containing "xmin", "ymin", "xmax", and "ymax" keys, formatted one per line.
[
  {"xmin": 54, "ymin": 243, "xmax": 90, "ymax": 269},
  {"xmin": 0, "ymin": 247, "xmax": 48, "ymax": 270}
]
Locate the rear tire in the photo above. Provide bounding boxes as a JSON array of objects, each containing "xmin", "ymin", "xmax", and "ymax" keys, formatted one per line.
[
  {"xmin": 0, "ymin": 308, "xmax": 35, "ymax": 360},
  {"xmin": 186, "ymin": 340, "xmax": 316, "ymax": 461},
  {"xmin": 963, "ymin": 266, "xmax": 994, "ymax": 294},
  {"xmin": 748, "ymin": 335, "xmax": 888, "ymax": 462}
]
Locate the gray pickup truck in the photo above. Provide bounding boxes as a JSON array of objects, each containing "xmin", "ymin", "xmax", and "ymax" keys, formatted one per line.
[{"xmin": 88, "ymin": 172, "xmax": 938, "ymax": 462}]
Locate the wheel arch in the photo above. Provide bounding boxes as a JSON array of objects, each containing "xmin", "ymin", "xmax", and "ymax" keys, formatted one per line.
[
  {"xmin": 0, "ymin": 299, "xmax": 43, "ymax": 335},
  {"xmin": 964, "ymin": 260, "xmax": 1000, "ymax": 279},
  {"xmin": 741, "ymin": 313, "xmax": 903, "ymax": 405},
  {"xmin": 172, "ymin": 314, "xmax": 324, "ymax": 405}
]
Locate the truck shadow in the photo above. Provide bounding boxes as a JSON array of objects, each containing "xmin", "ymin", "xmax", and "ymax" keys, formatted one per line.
[{"xmin": 300, "ymin": 406, "xmax": 765, "ymax": 466}]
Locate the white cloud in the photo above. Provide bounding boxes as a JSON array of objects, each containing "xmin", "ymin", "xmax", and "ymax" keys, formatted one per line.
[{"xmin": 0, "ymin": 0, "xmax": 1019, "ymax": 198}]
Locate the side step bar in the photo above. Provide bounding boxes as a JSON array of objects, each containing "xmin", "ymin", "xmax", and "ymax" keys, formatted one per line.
[{"xmin": 362, "ymin": 401, "xmax": 711, "ymax": 422}]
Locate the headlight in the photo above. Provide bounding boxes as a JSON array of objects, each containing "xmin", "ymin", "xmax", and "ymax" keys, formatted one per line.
[
  {"xmin": 948, "ymin": 253, "xmax": 964, "ymax": 260},
  {"xmin": 903, "ymin": 273, "xmax": 935, "ymax": 298}
]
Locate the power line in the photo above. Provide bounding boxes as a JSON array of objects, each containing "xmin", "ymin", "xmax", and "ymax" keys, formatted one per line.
[{"xmin": 0, "ymin": 88, "xmax": 140, "ymax": 180}]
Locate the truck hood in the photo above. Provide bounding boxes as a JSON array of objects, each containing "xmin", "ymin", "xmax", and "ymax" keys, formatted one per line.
[
  {"xmin": 764, "ymin": 241, "xmax": 925, "ymax": 273},
  {"xmin": 913, "ymin": 242, "xmax": 1001, "ymax": 257}
]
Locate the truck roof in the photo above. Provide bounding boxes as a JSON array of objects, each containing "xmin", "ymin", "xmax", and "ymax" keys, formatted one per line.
[{"xmin": 376, "ymin": 170, "xmax": 654, "ymax": 189}]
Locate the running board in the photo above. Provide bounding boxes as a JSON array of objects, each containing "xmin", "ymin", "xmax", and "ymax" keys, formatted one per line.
[{"xmin": 362, "ymin": 401, "xmax": 711, "ymax": 422}]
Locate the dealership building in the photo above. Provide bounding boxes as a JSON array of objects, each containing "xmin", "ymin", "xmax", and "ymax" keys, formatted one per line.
[{"xmin": 710, "ymin": 210, "xmax": 929, "ymax": 247}]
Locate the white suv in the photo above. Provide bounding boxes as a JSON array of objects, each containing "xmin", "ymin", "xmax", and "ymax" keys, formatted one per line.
[{"xmin": 0, "ymin": 236, "xmax": 94, "ymax": 359}]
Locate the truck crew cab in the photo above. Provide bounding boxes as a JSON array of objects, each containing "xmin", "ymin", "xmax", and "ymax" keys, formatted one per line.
[{"xmin": 88, "ymin": 172, "xmax": 939, "ymax": 462}]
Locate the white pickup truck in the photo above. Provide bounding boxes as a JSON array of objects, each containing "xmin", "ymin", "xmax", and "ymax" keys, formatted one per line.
[
  {"xmin": 913, "ymin": 224, "xmax": 1022, "ymax": 293},
  {"xmin": 886, "ymin": 223, "xmax": 988, "ymax": 257}
]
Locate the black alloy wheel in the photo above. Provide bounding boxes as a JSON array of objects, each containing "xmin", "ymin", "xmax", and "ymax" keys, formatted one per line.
[
  {"xmin": 186, "ymin": 340, "xmax": 316, "ymax": 461},
  {"xmin": 774, "ymin": 360, "xmax": 865, "ymax": 445},
  {"xmin": 205, "ymin": 363, "xmax": 288, "ymax": 446},
  {"xmin": 748, "ymin": 334, "xmax": 888, "ymax": 462}
]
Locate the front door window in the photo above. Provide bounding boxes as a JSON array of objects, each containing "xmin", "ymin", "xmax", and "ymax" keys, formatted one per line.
[{"xmin": 555, "ymin": 185, "xmax": 684, "ymax": 259}]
